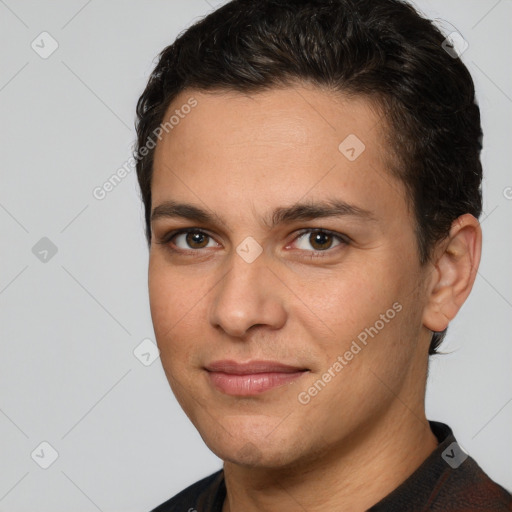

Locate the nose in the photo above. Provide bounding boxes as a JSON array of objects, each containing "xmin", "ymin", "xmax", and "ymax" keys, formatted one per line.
[{"xmin": 209, "ymin": 247, "xmax": 287, "ymax": 339}]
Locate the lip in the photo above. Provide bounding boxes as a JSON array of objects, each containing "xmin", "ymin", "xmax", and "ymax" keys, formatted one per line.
[{"xmin": 205, "ymin": 360, "xmax": 308, "ymax": 396}]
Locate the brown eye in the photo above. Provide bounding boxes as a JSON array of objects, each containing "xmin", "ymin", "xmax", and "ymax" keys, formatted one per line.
[
  {"xmin": 185, "ymin": 231, "xmax": 210, "ymax": 249},
  {"xmin": 309, "ymin": 231, "xmax": 334, "ymax": 250},
  {"xmin": 167, "ymin": 230, "xmax": 216, "ymax": 250},
  {"xmin": 293, "ymin": 229, "xmax": 347, "ymax": 253}
]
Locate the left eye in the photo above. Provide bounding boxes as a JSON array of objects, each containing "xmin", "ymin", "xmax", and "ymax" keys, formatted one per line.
[
  {"xmin": 292, "ymin": 230, "xmax": 347, "ymax": 252},
  {"xmin": 172, "ymin": 230, "xmax": 218, "ymax": 250}
]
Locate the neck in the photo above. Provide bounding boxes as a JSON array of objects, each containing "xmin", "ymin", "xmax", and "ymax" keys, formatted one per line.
[{"xmin": 222, "ymin": 385, "xmax": 438, "ymax": 512}]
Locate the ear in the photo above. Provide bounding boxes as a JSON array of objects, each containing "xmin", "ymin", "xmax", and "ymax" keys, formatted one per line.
[{"xmin": 422, "ymin": 214, "xmax": 482, "ymax": 333}]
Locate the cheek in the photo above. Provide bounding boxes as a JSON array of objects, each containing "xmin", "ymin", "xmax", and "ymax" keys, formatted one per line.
[
  {"xmin": 294, "ymin": 257, "xmax": 419, "ymax": 383},
  {"xmin": 294, "ymin": 266, "xmax": 399, "ymax": 339},
  {"xmin": 149, "ymin": 254, "xmax": 204, "ymax": 327},
  {"xmin": 148, "ymin": 257, "xmax": 201, "ymax": 367},
  {"xmin": 148, "ymin": 259, "xmax": 211, "ymax": 425}
]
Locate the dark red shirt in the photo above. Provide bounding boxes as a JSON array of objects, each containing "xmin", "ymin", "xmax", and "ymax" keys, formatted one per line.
[{"xmin": 151, "ymin": 421, "xmax": 512, "ymax": 511}]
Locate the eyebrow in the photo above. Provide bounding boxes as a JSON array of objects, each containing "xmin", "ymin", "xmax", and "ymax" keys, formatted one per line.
[{"xmin": 151, "ymin": 198, "xmax": 376, "ymax": 229}]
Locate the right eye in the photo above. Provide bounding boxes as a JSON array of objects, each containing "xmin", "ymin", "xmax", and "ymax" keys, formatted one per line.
[{"xmin": 160, "ymin": 229, "xmax": 220, "ymax": 253}]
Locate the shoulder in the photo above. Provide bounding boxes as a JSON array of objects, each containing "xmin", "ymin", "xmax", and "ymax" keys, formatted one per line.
[
  {"xmin": 370, "ymin": 421, "xmax": 512, "ymax": 511},
  {"xmin": 150, "ymin": 469, "xmax": 225, "ymax": 512},
  {"xmin": 429, "ymin": 455, "xmax": 512, "ymax": 511},
  {"xmin": 428, "ymin": 422, "xmax": 512, "ymax": 510}
]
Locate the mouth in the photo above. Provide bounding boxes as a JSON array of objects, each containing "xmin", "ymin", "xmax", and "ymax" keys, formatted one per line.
[{"xmin": 204, "ymin": 360, "xmax": 309, "ymax": 396}]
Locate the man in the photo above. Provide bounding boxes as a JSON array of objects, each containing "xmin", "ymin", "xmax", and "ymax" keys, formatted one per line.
[{"xmin": 134, "ymin": 0, "xmax": 512, "ymax": 510}]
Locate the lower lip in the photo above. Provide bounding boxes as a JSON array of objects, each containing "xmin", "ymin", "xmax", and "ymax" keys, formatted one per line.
[{"xmin": 207, "ymin": 371, "xmax": 306, "ymax": 396}]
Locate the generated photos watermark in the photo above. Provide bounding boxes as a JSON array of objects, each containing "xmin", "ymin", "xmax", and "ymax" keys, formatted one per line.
[
  {"xmin": 92, "ymin": 97, "xmax": 198, "ymax": 201},
  {"xmin": 298, "ymin": 301, "xmax": 403, "ymax": 405}
]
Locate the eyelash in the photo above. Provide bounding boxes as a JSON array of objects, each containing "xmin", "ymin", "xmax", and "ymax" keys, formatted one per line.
[{"xmin": 157, "ymin": 228, "xmax": 350, "ymax": 258}]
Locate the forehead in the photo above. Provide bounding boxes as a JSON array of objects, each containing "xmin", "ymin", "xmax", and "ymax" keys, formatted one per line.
[
  {"xmin": 151, "ymin": 85, "xmax": 407, "ymax": 227},
  {"xmin": 154, "ymin": 84, "xmax": 387, "ymax": 164}
]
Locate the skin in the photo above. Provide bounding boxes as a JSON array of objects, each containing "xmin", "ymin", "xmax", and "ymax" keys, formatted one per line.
[{"xmin": 148, "ymin": 84, "xmax": 482, "ymax": 512}]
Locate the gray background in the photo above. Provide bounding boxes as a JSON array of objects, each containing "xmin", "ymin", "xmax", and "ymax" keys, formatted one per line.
[{"xmin": 0, "ymin": 0, "xmax": 510, "ymax": 510}]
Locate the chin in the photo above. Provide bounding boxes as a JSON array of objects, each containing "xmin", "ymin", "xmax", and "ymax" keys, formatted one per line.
[
  {"xmin": 197, "ymin": 417, "xmax": 307, "ymax": 469},
  {"xmin": 211, "ymin": 440, "xmax": 297, "ymax": 469}
]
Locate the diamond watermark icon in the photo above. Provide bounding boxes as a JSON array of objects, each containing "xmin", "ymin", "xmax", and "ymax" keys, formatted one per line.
[
  {"xmin": 338, "ymin": 134, "xmax": 366, "ymax": 161},
  {"xmin": 32, "ymin": 237, "xmax": 58, "ymax": 263},
  {"xmin": 441, "ymin": 32, "xmax": 468, "ymax": 59},
  {"xmin": 441, "ymin": 441, "xmax": 468, "ymax": 469},
  {"xmin": 31, "ymin": 31, "xmax": 59, "ymax": 59},
  {"xmin": 236, "ymin": 236, "xmax": 263, "ymax": 263},
  {"xmin": 31, "ymin": 441, "xmax": 59, "ymax": 469},
  {"xmin": 134, "ymin": 338, "xmax": 160, "ymax": 366}
]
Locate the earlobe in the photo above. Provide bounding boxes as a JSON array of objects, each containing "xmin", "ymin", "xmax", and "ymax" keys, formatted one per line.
[{"xmin": 422, "ymin": 214, "xmax": 482, "ymax": 333}]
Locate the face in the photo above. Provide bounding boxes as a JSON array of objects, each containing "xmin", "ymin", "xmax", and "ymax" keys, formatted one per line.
[{"xmin": 149, "ymin": 84, "xmax": 432, "ymax": 469}]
